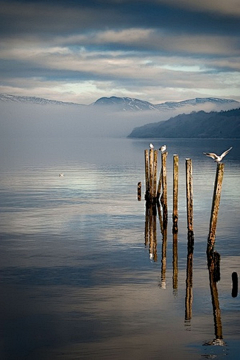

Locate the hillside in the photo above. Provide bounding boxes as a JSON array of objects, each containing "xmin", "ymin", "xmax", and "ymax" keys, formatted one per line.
[
  {"xmin": 91, "ymin": 96, "xmax": 239, "ymax": 112},
  {"xmin": 128, "ymin": 108, "xmax": 240, "ymax": 138},
  {"xmin": 0, "ymin": 93, "xmax": 239, "ymax": 113}
]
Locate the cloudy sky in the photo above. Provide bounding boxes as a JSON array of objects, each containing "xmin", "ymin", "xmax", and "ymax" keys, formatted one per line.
[{"xmin": 1, "ymin": 0, "xmax": 240, "ymax": 105}]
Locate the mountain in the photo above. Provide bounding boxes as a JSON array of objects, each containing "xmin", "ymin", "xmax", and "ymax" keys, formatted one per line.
[
  {"xmin": 128, "ymin": 108, "xmax": 240, "ymax": 138},
  {"xmin": 92, "ymin": 96, "xmax": 239, "ymax": 112},
  {"xmin": 91, "ymin": 96, "xmax": 157, "ymax": 111},
  {"xmin": 155, "ymin": 97, "xmax": 239, "ymax": 111},
  {"xmin": 0, "ymin": 94, "xmax": 84, "ymax": 106},
  {"xmin": 0, "ymin": 93, "xmax": 239, "ymax": 112}
]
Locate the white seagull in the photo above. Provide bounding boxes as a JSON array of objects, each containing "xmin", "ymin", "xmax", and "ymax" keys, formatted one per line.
[
  {"xmin": 59, "ymin": 173, "xmax": 64, "ymax": 177},
  {"xmin": 159, "ymin": 145, "xmax": 167, "ymax": 153},
  {"xmin": 149, "ymin": 143, "xmax": 154, "ymax": 149},
  {"xmin": 203, "ymin": 147, "xmax": 232, "ymax": 163}
]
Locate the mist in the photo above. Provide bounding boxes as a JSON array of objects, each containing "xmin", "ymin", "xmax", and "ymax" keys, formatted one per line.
[
  {"xmin": 0, "ymin": 101, "xmax": 238, "ymax": 141},
  {"xmin": 0, "ymin": 102, "xmax": 166, "ymax": 140}
]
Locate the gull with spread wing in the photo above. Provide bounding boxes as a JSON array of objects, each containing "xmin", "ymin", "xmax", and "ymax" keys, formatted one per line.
[{"xmin": 203, "ymin": 147, "xmax": 232, "ymax": 163}]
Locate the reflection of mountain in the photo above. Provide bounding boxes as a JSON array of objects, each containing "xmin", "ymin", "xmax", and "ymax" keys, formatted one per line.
[{"xmin": 128, "ymin": 108, "xmax": 240, "ymax": 138}]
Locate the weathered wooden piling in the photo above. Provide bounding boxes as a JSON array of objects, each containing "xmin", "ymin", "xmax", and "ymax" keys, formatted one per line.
[
  {"xmin": 149, "ymin": 148, "xmax": 154, "ymax": 200},
  {"xmin": 137, "ymin": 181, "xmax": 141, "ymax": 201},
  {"xmin": 207, "ymin": 163, "xmax": 224, "ymax": 253},
  {"xmin": 173, "ymin": 154, "xmax": 179, "ymax": 233},
  {"xmin": 160, "ymin": 152, "xmax": 168, "ymax": 227},
  {"xmin": 153, "ymin": 150, "xmax": 158, "ymax": 201},
  {"xmin": 145, "ymin": 148, "xmax": 158, "ymax": 204},
  {"xmin": 144, "ymin": 150, "xmax": 149, "ymax": 199},
  {"xmin": 186, "ymin": 158, "xmax": 193, "ymax": 235},
  {"xmin": 161, "ymin": 152, "xmax": 168, "ymax": 204}
]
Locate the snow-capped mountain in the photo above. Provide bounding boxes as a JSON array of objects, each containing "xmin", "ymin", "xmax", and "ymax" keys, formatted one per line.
[
  {"xmin": 0, "ymin": 93, "xmax": 239, "ymax": 112},
  {"xmin": 155, "ymin": 97, "xmax": 239, "ymax": 110},
  {"xmin": 92, "ymin": 96, "xmax": 239, "ymax": 112},
  {"xmin": 92, "ymin": 96, "xmax": 157, "ymax": 111},
  {"xmin": 0, "ymin": 94, "xmax": 84, "ymax": 106}
]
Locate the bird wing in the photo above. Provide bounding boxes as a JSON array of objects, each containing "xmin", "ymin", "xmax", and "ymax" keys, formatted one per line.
[
  {"xmin": 203, "ymin": 152, "xmax": 218, "ymax": 159},
  {"xmin": 220, "ymin": 147, "xmax": 232, "ymax": 159}
]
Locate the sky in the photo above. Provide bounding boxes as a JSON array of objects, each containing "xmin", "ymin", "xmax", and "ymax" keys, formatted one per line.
[{"xmin": 0, "ymin": 0, "xmax": 240, "ymax": 105}]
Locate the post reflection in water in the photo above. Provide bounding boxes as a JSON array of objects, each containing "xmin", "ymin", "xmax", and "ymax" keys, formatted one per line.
[
  {"xmin": 204, "ymin": 249, "xmax": 225, "ymax": 347},
  {"xmin": 144, "ymin": 201, "xmax": 169, "ymax": 288},
  {"xmin": 158, "ymin": 203, "xmax": 168, "ymax": 289},
  {"xmin": 145, "ymin": 204, "xmax": 158, "ymax": 262},
  {"xmin": 185, "ymin": 231, "xmax": 194, "ymax": 323},
  {"xmin": 172, "ymin": 230, "xmax": 178, "ymax": 294}
]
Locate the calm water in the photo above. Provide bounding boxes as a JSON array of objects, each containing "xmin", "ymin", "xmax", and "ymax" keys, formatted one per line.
[{"xmin": 0, "ymin": 137, "xmax": 240, "ymax": 360}]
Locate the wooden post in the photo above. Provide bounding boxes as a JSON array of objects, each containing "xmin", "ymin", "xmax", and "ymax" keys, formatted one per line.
[
  {"xmin": 137, "ymin": 182, "xmax": 141, "ymax": 201},
  {"xmin": 149, "ymin": 149, "xmax": 154, "ymax": 201},
  {"xmin": 144, "ymin": 150, "xmax": 149, "ymax": 200},
  {"xmin": 173, "ymin": 154, "xmax": 179, "ymax": 233},
  {"xmin": 153, "ymin": 150, "xmax": 158, "ymax": 201},
  {"xmin": 161, "ymin": 152, "xmax": 168, "ymax": 227},
  {"xmin": 186, "ymin": 158, "xmax": 193, "ymax": 235},
  {"xmin": 161, "ymin": 152, "xmax": 168, "ymax": 204},
  {"xmin": 207, "ymin": 163, "xmax": 224, "ymax": 253}
]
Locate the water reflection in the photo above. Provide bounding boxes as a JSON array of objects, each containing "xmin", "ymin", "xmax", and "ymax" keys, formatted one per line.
[
  {"xmin": 204, "ymin": 249, "xmax": 226, "ymax": 350},
  {"xmin": 232, "ymin": 272, "xmax": 238, "ymax": 298},
  {"xmin": 1, "ymin": 137, "xmax": 240, "ymax": 359},
  {"xmin": 145, "ymin": 204, "xmax": 158, "ymax": 262},
  {"xmin": 172, "ymin": 231, "xmax": 178, "ymax": 293},
  {"xmin": 185, "ymin": 231, "xmax": 194, "ymax": 322}
]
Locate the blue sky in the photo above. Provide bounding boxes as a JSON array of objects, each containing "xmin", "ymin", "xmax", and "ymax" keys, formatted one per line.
[{"xmin": 0, "ymin": 0, "xmax": 240, "ymax": 104}]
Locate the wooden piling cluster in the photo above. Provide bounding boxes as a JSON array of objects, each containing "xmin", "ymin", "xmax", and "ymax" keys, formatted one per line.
[
  {"xmin": 145, "ymin": 148, "xmax": 160, "ymax": 204},
  {"xmin": 142, "ymin": 145, "xmax": 227, "ymax": 303}
]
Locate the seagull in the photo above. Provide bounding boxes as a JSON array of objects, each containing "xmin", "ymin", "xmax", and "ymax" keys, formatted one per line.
[
  {"xmin": 149, "ymin": 143, "xmax": 154, "ymax": 149},
  {"xmin": 59, "ymin": 173, "xmax": 64, "ymax": 177},
  {"xmin": 159, "ymin": 145, "xmax": 167, "ymax": 153},
  {"xmin": 203, "ymin": 147, "xmax": 232, "ymax": 163}
]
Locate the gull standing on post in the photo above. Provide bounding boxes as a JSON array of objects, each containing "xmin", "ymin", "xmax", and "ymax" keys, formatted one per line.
[
  {"xmin": 149, "ymin": 143, "xmax": 154, "ymax": 149},
  {"xmin": 159, "ymin": 145, "xmax": 167, "ymax": 153},
  {"xmin": 203, "ymin": 147, "xmax": 232, "ymax": 163}
]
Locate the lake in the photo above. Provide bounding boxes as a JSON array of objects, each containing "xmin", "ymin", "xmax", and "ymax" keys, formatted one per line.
[{"xmin": 0, "ymin": 136, "xmax": 239, "ymax": 360}]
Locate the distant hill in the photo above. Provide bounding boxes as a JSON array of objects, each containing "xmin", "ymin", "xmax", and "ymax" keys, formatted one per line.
[
  {"xmin": 92, "ymin": 96, "xmax": 157, "ymax": 111},
  {"xmin": 128, "ymin": 108, "xmax": 240, "ymax": 138},
  {"xmin": 0, "ymin": 93, "xmax": 239, "ymax": 113},
  {"xmin": 92, "ymin": 96, "xmax": 239, "ymax": 112},
  {"xmin": 0, "ymin": 94, "xmax": 84, "ymax": 106}
]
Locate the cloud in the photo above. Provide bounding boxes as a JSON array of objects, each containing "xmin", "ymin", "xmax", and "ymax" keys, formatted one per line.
[{"xmin": 0, "ymin": 0, "xmax": 239, "ymax": 104}]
